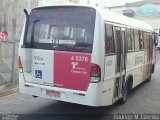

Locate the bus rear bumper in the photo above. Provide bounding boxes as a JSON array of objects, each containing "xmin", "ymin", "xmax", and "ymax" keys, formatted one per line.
[{"xmin": 19, "ymin": 73, "xmax": 102, "ymax": 107}]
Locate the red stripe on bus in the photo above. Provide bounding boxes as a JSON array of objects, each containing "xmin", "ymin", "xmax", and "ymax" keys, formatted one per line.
[{"xmin": 53, "ymin": 51, "xmax": 91, "ymax": 91}]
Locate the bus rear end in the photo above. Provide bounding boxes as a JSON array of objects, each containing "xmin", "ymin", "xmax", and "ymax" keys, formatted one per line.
[{"xmin": 19, "ymin": 6, "xmax": 103, "ymax": 106}]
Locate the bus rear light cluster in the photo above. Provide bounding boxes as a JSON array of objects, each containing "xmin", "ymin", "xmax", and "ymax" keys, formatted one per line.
[
  {"xmin": 18, "ymin": 56, "xmax": 23, "ymax": 69},
  {"xmin": 90, "ymin": 63, "xmax": 101, "ymax": 83}
]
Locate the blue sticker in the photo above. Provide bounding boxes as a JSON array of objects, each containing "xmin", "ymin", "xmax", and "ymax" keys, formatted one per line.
[{"xmin": 35, "ymin": 70, "xmax": 42, "ymax": 79}]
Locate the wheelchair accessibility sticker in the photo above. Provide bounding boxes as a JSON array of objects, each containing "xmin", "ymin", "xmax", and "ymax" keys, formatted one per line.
[{"xmin": 35, "ymin": 70, "xmax": 42, "ymax": 79}]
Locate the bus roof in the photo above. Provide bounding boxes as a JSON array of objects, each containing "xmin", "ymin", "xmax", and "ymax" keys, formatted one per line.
[
  {"xmin": 33, "ymin": 4, "xmax": 153, "ymax": 32},
  {"xmin": 99, "ymin": 9, "xmax": 153, "ymax": 31}
]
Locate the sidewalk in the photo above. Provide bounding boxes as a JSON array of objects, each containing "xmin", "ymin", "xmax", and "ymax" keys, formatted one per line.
[{"xmin": 0, "ymin": 83, "xmax": 19, "ymax": 97}]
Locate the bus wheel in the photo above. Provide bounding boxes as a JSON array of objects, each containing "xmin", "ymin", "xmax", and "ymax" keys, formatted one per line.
[
  {"xmin": 118, "ymin": 84, "xmax": 128, "ymax": 104},
  {"xmin": 146, "ymin": 75, "xmax": 152, "ymax": 83}
]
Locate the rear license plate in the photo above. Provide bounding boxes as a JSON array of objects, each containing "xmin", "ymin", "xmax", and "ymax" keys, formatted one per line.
[{"xmin": 46, "ymin": 90, "xmax": 60, "ymax": 97}]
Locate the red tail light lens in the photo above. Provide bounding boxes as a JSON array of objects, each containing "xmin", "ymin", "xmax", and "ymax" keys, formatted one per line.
[
  {"xmin": 91, "ymin": 64, "xmax": 100, "ymax": 72},
  {"xmin": 90, "ymin": 63, "xmax": 101, "ymax": 83},
  {"xmin": 18, "ymin": 56, "xmax": 23, "ymax": 69}
]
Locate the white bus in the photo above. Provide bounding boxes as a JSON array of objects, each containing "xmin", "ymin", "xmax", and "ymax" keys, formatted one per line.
[{"xmin": 19, "ymin": 5, "xmax": 157, "ymax": 107}]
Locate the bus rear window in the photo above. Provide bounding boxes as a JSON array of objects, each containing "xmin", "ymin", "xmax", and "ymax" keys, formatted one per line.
[{"xmin": 24, "ymin": 7, "xmax": 96, "ymax": 53}]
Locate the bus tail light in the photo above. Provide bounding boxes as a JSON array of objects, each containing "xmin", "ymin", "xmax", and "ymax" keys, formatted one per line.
[
  {"xmin": 90, "ymin": 63, "xmax": 101, "ymax": 83},
  {"xmin": 18, "ymin": 56, "xmax": 23, "ymax": 69}
]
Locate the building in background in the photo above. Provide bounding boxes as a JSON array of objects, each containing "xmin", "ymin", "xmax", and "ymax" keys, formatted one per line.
[
  {"xmin": 0, "ymin": 0, "xmax": 38, "ymax": 86},
  {"xmin": 106, "ymin": 0, "xmax": 160, "ymax": 29},
  {"xmin": 39, "ymin": 0, "xmax": 160, "ymax": 29},
  {"xmin": 0, "ymin": 0, "xmax": 159, "ymax": 40},
  {"xmin": 0, "ymin": 0, "xmax": 38, "ymax": 42}
]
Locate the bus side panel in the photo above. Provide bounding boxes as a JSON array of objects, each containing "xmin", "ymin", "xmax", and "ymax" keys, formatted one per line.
[
  {"xmin": 142, "ymin": 50, "xmax": 148, "ymax": 81},
  {"xmin": 126, "ymin": 51, "xmax": 144, "ymax": 88},
  {"xmin": 90, "ymin": 11, "xmax": 105, "ymax": 106}
]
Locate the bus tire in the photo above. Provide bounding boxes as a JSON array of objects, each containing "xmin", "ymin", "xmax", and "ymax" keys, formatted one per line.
[
  {"xmin": 118, "ymin": 83, "xmax": 128, "ymax": 104},
  {"xmin": 146, "ymin": 75, "xmax": 152, "ymax": 83}
]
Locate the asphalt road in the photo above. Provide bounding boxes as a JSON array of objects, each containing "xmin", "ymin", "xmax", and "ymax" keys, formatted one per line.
[{"xmin": 0, "ymin": 51, "xmax": 160, "ymax": 120}]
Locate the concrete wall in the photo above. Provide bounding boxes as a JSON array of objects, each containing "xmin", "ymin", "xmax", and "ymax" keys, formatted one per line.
[
  {"xmin": 0, "ymin": 0, "xmax": 85, "ymax": 86},
  {"xmin": 0, "ymin": 0, "xmax": 38, "ymax": 86},
  {"xmin": 0, "ymin": 41, "xmax": 20, "ymax": 86},
  {"xmin": 0, "ymin": 0, "xmax": 38, "ymax": 42}
]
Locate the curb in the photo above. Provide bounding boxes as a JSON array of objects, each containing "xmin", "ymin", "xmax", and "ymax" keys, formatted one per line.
[{"xmin": 0, "ymin": 84, "xmax": 19, "ymax": 97}]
